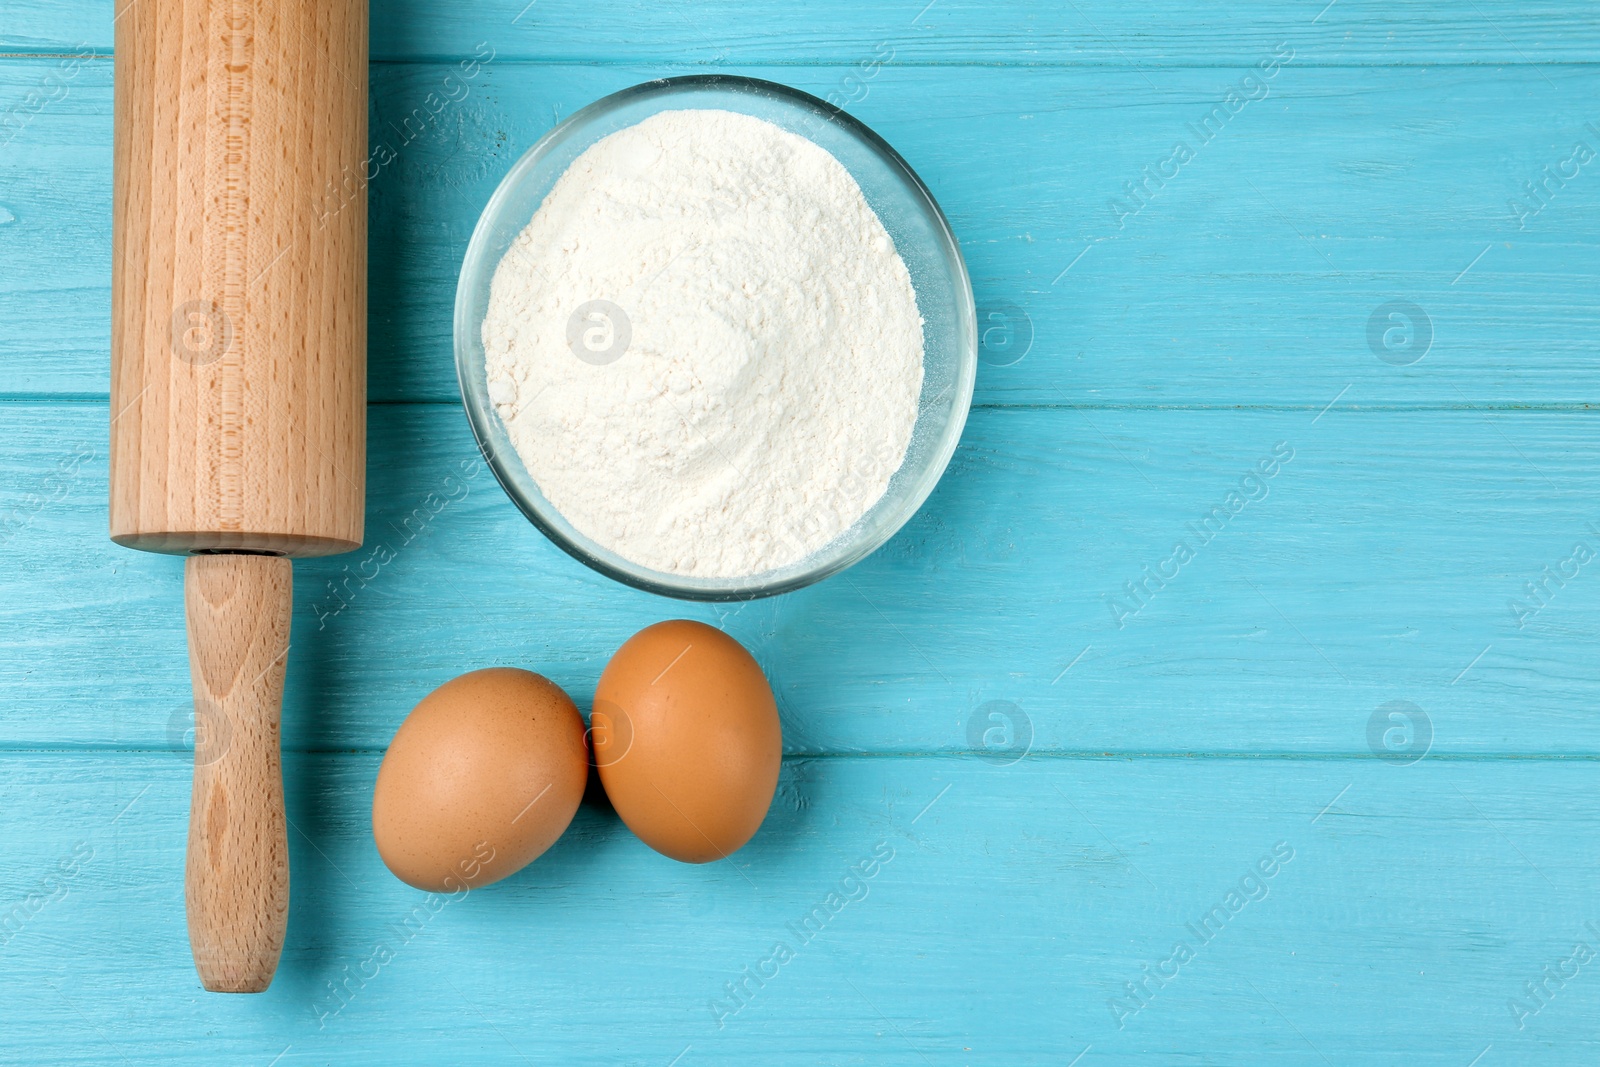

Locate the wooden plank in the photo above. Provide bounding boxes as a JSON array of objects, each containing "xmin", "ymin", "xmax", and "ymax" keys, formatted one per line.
[
  {"xmin": 0, "ymin": 55, "xmax": 109, "ymax": 397},
  {"xmin": 5, "ymin": 0, "xmax": 1600, "ymax": 65},
  {"xmin": 0, "ymin": 751, "xmax": 1595, "ymax": 1063},
  {"xmin": 6, "ymin": 400, "xmax": 1599, "ymax": 755},
  {"xmin": 4, "ymin": 60, "xmax": 1597, "ymax": 406}
]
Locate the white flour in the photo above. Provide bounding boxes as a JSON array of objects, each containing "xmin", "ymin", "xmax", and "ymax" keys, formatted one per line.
[{"xmin": 482, "ymin": 108, "xmax": 924, "ymax": 578}]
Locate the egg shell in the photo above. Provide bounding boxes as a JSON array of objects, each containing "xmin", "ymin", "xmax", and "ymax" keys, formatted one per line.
[
  {"xmin": 594, "ymin": 620, "xmax": 781, "ymax": 863},
  {"xmin": 372, "ymin": 668, "xmax": 588, "ymax": 891}
]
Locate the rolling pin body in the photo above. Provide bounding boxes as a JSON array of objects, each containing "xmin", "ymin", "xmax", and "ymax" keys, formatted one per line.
[{"xmin": 111, "ymin": 0, "xmax": 368, "ymax": 992}]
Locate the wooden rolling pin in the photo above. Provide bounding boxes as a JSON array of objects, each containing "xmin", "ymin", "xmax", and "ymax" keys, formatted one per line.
[{"xmin": 110, "ymin": 0, "xmax": 367, "ymax": 993}]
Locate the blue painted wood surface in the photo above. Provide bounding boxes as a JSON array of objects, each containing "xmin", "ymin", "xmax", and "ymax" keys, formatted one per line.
[{"xmin": 3, "ymin": 2, "xmax": 1599, "ymax": 1064}]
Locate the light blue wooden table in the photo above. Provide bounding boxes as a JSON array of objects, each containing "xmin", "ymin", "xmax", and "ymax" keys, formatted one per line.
[{"xmin": 4, "ymin": 1, "xmax": 1599, "ymax": 1062}]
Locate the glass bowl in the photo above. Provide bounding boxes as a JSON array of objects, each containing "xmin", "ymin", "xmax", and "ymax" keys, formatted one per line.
[{"xmin": 454, "ymin": 75, "xmax": 976, "ymax": 600}]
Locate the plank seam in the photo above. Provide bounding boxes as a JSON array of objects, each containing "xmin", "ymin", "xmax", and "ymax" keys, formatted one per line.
[
  {"xmin": 3, "ymin": 396, "xmax": 1597, "ymax": 413},
  {"xmin": 6, "ymin": 50, "xmax": 1600, "ymax": 69}
]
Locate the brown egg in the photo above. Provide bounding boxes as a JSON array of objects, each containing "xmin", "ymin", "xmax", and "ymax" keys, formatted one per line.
[
  {"xmin": 372, "ymin": 668, "xmax": 588, "ymax": 891},
  {"xmin": 593, "ymin": 620, "xmax": 782, "ymax": 863}
]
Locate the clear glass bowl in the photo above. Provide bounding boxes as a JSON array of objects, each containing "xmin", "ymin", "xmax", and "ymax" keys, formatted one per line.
[{"xmin": 454, "ymin": 75, "xmax": 976, "ymax": 600}]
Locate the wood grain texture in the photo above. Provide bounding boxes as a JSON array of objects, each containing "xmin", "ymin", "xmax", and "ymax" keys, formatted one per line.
[
  {"xmin": 9, "ymin": 61, "xmax": 1598, "ymax": 405},
  {"xmin": 184, "ymin": 553, "xmax": 292, "ymax": 993},
  {"xmin": 4, "ymin": 401, "xmax": 1599, "ymax": 757},
  {"xmin": 1, "ymin": 753, "xmax": 1598, "ymax": 1064},
  {"xmin": 5, "ymin": 0, "xmax": 1600, "ymax": 64},
  {"xmin": 109, "ymin": 0, "xmax": 367, "ymax": 555}
]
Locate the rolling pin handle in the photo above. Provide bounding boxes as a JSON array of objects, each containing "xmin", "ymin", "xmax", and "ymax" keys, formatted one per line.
[{"xmin": 183, "ymin": 553, "xmax": 292, "ymax": 993}]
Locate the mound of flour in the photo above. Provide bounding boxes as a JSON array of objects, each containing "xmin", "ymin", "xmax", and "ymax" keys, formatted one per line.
[{"xmin": 482, "ymin": 108, "xmax": 924, "ymax": 578}]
